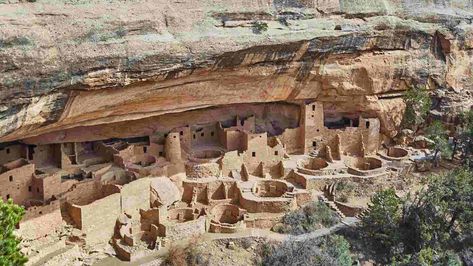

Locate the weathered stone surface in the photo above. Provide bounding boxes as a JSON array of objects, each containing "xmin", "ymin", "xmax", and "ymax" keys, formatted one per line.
[{"xmin": 0, "ymin": 1, "xmax": 472, "ymax": 142}]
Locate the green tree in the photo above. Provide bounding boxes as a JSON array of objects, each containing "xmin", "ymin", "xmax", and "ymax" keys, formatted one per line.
[
  {"xmin": 361, "ymin": 169, "xmax": 473, "ymax": 264},
  {"xmin": 401, "ymin": 169, "xmax": 472, "ymax": 252},
  {"xmin": 425, "ymin": 120, "xmax": 451, "ymax": 166},
  {"xmin": 402, "ymin": 86, "xmax": 432, "ymax": 132},
  {"xmin": 454, "ymin": 110, "xmax": 473, "ymax": 163},
  {"xmin": 323, "ymin": 235, "xmax": 352, "ymax": 266},
  {"xmin": 0, "ymin": 199, "xmax": 27, "ymax": 266},
  {"xmin": 361, "ymin": 189, "xmax": 403, "ymax": 260}
]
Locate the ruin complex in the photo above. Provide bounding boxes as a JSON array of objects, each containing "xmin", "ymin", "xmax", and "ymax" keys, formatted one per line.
[
  {"xmin": 1, "ymin": 0, "xmax": 472, "ymax": 263},
  {"xmin": 0, "ymin": 100, "xmax": 422, "ymax": 261}
]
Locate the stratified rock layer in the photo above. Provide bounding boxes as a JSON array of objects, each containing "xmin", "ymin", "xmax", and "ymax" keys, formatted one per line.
[{"xmin": 0, "ymin": 0, "xmax": 472, "ymax": 142}]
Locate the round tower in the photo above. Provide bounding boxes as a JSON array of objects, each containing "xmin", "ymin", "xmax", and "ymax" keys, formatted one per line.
[{"xmin": 165, "ymin": 132, "xmax": 182, "ymax": 163}]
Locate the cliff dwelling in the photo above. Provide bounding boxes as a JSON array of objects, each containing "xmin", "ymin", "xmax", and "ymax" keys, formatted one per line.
[
  {"xmin": 0, "ymin": 100, "xmax": 421, "ymax": 262},
  {"xmin": 1, "ymin": 0, "xmax": 472, "ymax": 264}
]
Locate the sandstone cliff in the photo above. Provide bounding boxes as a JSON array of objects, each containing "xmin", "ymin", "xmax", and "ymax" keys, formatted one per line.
[{"xmin": 0, "ymin": 0, "xmax": 472, "ymax": 143}]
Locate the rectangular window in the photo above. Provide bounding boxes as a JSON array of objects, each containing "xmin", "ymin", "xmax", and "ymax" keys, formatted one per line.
[
  {"xmin": 9, "ymin": 176, "xmax": 13, "ymax": 182},
  {"xmin": 312, "ymin": 141, "xmax": 317, "ymax": 147},
  {"xmin": 159, "ymin": 152, "xmax": 163, "ymax": 156},
  {"xmin": 201, "ymin": 132, "xmax": 204, "ymax": 137},
  {"xmin": 143, "ymin": 147, "xmax": 147, "ymax": 153},
  {"xmin": 366, "ymin": 121, "xmax": 370, "ymax": 128},
  {"xmin": 28, "ymin": 186, "xmax": 32, "ymax": 192},
  {"xmin": 252, "ymin": 152, "xmax": 256, "ymax": 157},
  {"xmin": 312, "ymin": 105, "xmax": 315, "ymax": 111},
  {"xmin": 211, "ymin": 131, "xmax": 214, "ymax": 137},
  {"xmin": 274, "ymin": 151, "xmax": 278, "ymax": 156},
  {"xmin": 180, "ymin": 131, "xmax": 183, "ymax": 136},
  {"xmin": 6, "ymin": 148, "xmax": 10, "ymax": 154},
  {"xmin": 193, "ymin": 134, "xmax": 196, "ymax": 139}
]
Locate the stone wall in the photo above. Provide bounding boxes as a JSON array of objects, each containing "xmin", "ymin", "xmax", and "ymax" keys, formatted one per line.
[
  {"xmin": 162, "ymin": 216, "xmax": 206, "ymax": 241},
  {"xmin": 221, "ymin": 151, "xmax": 243, "ymax": 177},
  {"xmin": 77, "ymin": 193, "xmax": 121, "ymax": 244},
  {"xmin": 185, "ymin": 162, "xmax": 220, "ymax": 179},
  {"xmin": 0, "ymin": 144, "xmax": 26, "ymax": 165},
  {"xmin": 121, "ymin": 178, "xmax": 151, "ymax": 217},
  {"xmin": 19, "ymin": 201, "xmax": 62, "ymax": 240},
  {"xmin": 0, "ymin": 161, "xmax": 35, "ymax": 204}
]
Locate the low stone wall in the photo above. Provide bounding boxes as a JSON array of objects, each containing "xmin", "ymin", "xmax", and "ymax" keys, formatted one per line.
[
  {"xmin": 347, "ymin": 166, "xmax": 386, "ymax": 176},
  {"xmin": 19, "ymin": 200, "xmax": 62, "ymax": 240},
  {"xmin": 185, "ymin": 162, "xmax": 220, "ymax": 179},
  {"xmin": 161, "ymin": 216, "xmax": 206, "ymax": 241},
  {"xmin": 244, "ymin": 214, "xmax": 283, "ymax": 229},
  {"xmin": 69, "ymin": 193, "xmax": 121, "ymax": 245},
  {"xmin": 209, "ymin": 220, "xmax": 245, "ymax": 233},
  {"xmin": 240, "ymin": 193, "xmax": 296, "ymax": 213},
  {"xmin": 23, "ymin": 200, "xmax": 60, "ymax": 220}
]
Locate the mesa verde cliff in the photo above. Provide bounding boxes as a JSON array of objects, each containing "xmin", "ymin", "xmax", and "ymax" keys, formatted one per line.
[
  {"xmin": 0, "ymin": 0, "xmax": 472, "ymax": 265},
  {"xmin": 0, "ymin": 0, "xmax": 471, "ymax": 143}
]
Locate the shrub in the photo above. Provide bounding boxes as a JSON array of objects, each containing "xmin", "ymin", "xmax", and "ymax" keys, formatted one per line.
[
  {"xmin": 0, "ymin": 199, "xmax": 27, "ymax": 266},
  {"xmin": 261, "ymin": 235, "xmax": 352, "ymax": 266},
  {"xmin": 275, "ymin": 201, "xmax": 340, "ymax": 235},
  {"xmin": 162, "ymin": 237, "xmax": 209, "ymax": 266},
  {"xmin": 401, "ymin": 85, "xmax": 431, "ymax": 132},
  {"xmin": 277, "ymin": 17, "xmax": 289, "ymax": 26},
  {"xmin": 162, "ymin": 244, "xmax": 187, "ymax": 266},
  {"xmin": 252, "ymin": 21, "xmax": 268, "ymax": 34}
]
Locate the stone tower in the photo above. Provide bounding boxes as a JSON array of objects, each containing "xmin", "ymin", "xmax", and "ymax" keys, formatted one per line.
[{"xmin": 165, "ymin": 132, "xmax": 182, "ymax": 163}]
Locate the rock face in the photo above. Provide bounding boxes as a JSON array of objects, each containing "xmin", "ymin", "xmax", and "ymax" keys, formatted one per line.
[{"xmin": 0, "ymin": 0, "xmax": 472, "ymax": 143}]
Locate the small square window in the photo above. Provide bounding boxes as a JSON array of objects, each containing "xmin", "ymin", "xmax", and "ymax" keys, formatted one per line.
[
  {"xmin": 173, "ymin": 135, "xmax": 176, "ymax": 138},
  {"xmin": 159, "ymin": 151, "xmax": 163, "ymax": 156},
  {"xmin": 252, "ymin": 152, "xmax": 256, "ymax": 157},
  {"xmin": 312, "ymin": 141, "xmax": 317, "ymax": 147},
  {"xmin": 274, "ymin": 151, "xmax": 279, "ymax": 156}
]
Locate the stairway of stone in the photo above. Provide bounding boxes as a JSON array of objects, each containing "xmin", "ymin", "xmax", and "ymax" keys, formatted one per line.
[
  {"xmin": 323, "ymin": 182, "xmax": 337, "ymax": 201},
  {"xmin": 318, "ymin": 195, "xmax": 346, "ymax": 219},
  {"xmin": 282, "ymin": 191, "xmax": 295, "ymax": 198}
]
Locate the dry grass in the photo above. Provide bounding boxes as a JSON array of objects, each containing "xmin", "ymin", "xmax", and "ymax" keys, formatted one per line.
[{"xmin": 163, "ymin": 244, "xmax": 187, "ymax": 266}]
